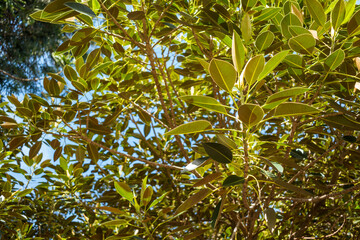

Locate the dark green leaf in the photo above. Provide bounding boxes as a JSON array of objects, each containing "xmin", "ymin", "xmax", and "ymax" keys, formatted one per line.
[
  {"xmin": 64, "ymin": 2, "xmax": 96, "ymax": 17},
  {"xmin": 203, "ymin": 142, "xmax": 232, "ymax": 164},
  {"xmin": 223, "ymin": 175, "xmax": 245, "ymax": 187}
]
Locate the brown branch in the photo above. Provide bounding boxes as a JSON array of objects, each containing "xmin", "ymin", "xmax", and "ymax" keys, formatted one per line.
[{"xmin": 0, "ymin": 69, "xmax": 39, "ymax": 81}]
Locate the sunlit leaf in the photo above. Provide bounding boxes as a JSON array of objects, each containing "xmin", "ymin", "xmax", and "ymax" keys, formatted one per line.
[
  {"xmin": 114, "ymin": 182, "xmax": 133, "ymax": 202},
  {"xmin": 209, "ymin": 59, "xmax": 237, "ymax": 92},
  {"xmin": 304, "ymin": 0, "xmax": 326, "ymax": 26},
  {"xmin": 324, "ymin": 49, "xmax": 345, "ymax": 71},
  {"xmin": 180, "ymin": 95, "xmax": 227, "ymax": 115},
  {"xmin": 64, "ymin": 2, "xmax": 96, "ymax": 17},
  {"xmin": 174, "ymin": 189, "xmax": 212, "ymax": 215},
  {"xmin": 288, "ymin": 34, "xmax": 316, "ymax": 55},
  {"xmin": 259, "ymin": 50, "xmax": 290, "ymax": 81},
  {"xmin": 232, "ymin": 31, "xmax": 246, "ymax": 72},
  {"xmin": 244, "ymin": 55, "xmax": 265, "ymax": 86},
  {"xmin": 182, "ymin": 157, "xmax": 209, "ymax": 172},
  {"xmin": 273, "ymin": 103, "xmax": 320, "ymax": 117},
  {"xmin": 164, "ymin": 120, "xmax": 212, "ymax": 136},
  {"xmin": 238, "ymin": 104, "xmax": 264, "ymax": 127}
]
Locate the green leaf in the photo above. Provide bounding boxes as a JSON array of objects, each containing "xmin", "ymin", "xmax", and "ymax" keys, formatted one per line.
[
  {"xmin": 101, "ymin": 219, "xmax": 128, "ymax": 227},
  {"xmin": 263, "ymin": 87, "xmax": 310, "ymax": 110},
  {"xmin": 164, "ymin": 120, "xmax": 212, "ymax": 136},
  {"xmin": 211, "ymin": 199, "xmax": 222, "ymax": 228},
  {"xmin": 203, "ymin": 142, "xmax": 232, "ymax": 164},
  {"xmin": 232, "ymin": 31, "xmax": 246, "ymax": 72},
  {"xmin": 331, "ymin": 0, "xmax": 345, "ymax": 31},
  {"xmin": 64, "ymin": 65, "xmax": 78, "ymax": 81},
  {"xmin": 64, "ymin": 2, "xmax": 96, "ymax": 17},
  {"xmin": 193, "ymin": 172, "xmax": 223, "ymax": 188},
  {"xmin": 17, "ymin": 189, "xmax": 33, "ymax": 198},
  {"xmin": 241, "ymin": 12, "xmax": 252, "ymax": 43},
  {"xmin": 216, "ymin": 134, "xmax": 238, "ymax": 150},
  {"xmin": 241, "ymin": 0, "xmax": 258, "ymax": 12},
  {"xmin": 258, "ymin": 50, "xmax": 290, "ymax": 81},
  {"xmin": 223, "ymin": 175, "xmax": 245, "ymax": 187},
  {"xmin": 180, "ymin": 95, "xmax": 227, "ymax": 115},
  {"xmin": 149, "ymin": 192, "xmax": 169, "ymax": 209},
  {"xmin": 103, "ymin": 108, "xmax": 122, "ymax": 125},
  {"xmin": 280, "ymin": 13, "xmax": 302, "ymax": 39},
  {"xmin": 244, "ymin": 55, "xmax": 265, "ymax": 86},
  {"xmin": 87, "ymin": 143, "xmax": 99, "ymax": 163},
  {"xmin": 254, "ymin": 7, "xmax": 282, "ymax": 22},
  {"xmin": 238, "ymin": 104, "xmax": 264, "ymax": 127},
  {"xmin": 255, "ymin": 31, "xmax": 274, "ymax": 51},
  {"xmin": 141, "ymin": 186, "xmax": 153, "ymax": 207},
  {"xmin": 273, "ymin": 103, "xmax": 320, "ymax": 117},
  {"xmin": 342, "ymin": 0, "xmax": 356, "ymax": 24},
  {"xmin": 304, "ymin": 0, "xmax": 326, "ymax": 26},
  {"xmin": 114, "ymin": 182, "xmax": 133, "ymax": 202},
  {"xmin": 288, "ymin": 26, "xmax": 311, "ymax": 37},
  {"xmin": 127, "ymin": 11, "xmax": 145, "ymax": 20},
  {"xmin": 264, "ymin": 208, "xmax": 276, "ymax": 233},
  {"xmin": 324, "ymin": 49, "xmax": 345, "ymax": 71},
  {"xmin": 174, "ymin": 189, "xmax": 212, "ymax": 215},
  {"xmin": 288, "ymin": 34, "xmax": 316, "ymax": 55},
  {"xmin": 323, "ymin": 115, "xmax": 360, "ymax": 130},
  {"xmin": 182, "ymin": 157, "xmax": 209, "ymax": 172},
  {"xmin": 348, "ymin": 10, "xmax": 360, "ymax": 36},
  {"xmin": 209, "ymin": 59, "xmax": 237, "ymax": 92}
]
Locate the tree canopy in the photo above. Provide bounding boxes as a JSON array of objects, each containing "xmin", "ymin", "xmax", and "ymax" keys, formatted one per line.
[{"xmin": 1, "ymin": 0, "xmax": 360, "ymax": 239}]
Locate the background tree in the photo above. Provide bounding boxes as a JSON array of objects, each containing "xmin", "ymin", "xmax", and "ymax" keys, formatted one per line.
[
  {"xmin": 1, "ymin": 0, "xmax": 360, "ymax": 239},
  {"xmin": 0, "ymin": 0, "xmax": 65, "ymax": 95}
]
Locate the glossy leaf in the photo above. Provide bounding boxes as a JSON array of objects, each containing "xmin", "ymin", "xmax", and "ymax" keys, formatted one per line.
[
  {"xmin": 101, "ymin": 219, "xmax": 128, "ymax": 226},
  {"xmin": 114, "ymin": 182, "xmax": 133, "ymax": 202},
  {"xmin": 324, "ymin": 49, "xmax": 345, "ymax": 71},
  {"xmin": 280, "ymin": 13, "xmax": 302, "ymax": 39},
  {"xmin": 244, "ymin": 55, "xmax": 265, "ymax": 86},
  {"xmin": 29, "ymin": 141, "xmax": 42, "ymax": 159},
  {"xmin": 331, "ymin": 0, "xmax": 345, "ymax": 30},
  {"xmin": 264, "ymin": 208, "xmax": 276, "ymax": 233},
  {"xmin": 273, "ymin": 103, "xmax": 320, "ymax": 117},
  {"xmin": 232, "ymin": 31, "xmax": 246, "ymax": 72},
  {"xmin": 263, "ymin": 87, "xmax": 310, "ymax": 110},
  {"xmin": 174, "ymin": 189, "xmax": 212, "ymax": 215},
  {"xmin": 164, "ymin": 120, "xmax": 212, "ymax": 136},
  {"xmin": 255, "ymin": 31, "xmax": 274, "ymax": 51},
  {"xmin": 288, "ymin": 34, "xmax": 316, "ymax": 55},
  {"xmin": 87, "ymin": 143, "xmax": 99, "ymax": 163},
  {"xmin": 9, "ymin": 136, "xmax": 27, "ymax": 151},
  {"xmin": 64, "ymin": 2, "xmax": 96, "ymax": 17},
  {"xmin": 203, "ymin": 142, "xmax": 232, "ymax": 164},
  {"xmin": 347, "ymin": 10, "xmax": 360, "ymax": 36},
  {"xmin": 241, "ymin": 0, "xmax": 258, "ymax": 12},
  {"xmin": 342, "ymin": 0, "xmax": 356, "ymax": 24},
  {"xmin": 254, "ymin": 7, "xmax": 281, "ymax": 22},
  {"xmin": 304, "ymin": 0, "xmax": 326, "ymax": 26},
  {"xmin": 238, "ymin": 104, "xmax": 264, "ymax": 127},
  {"xmin": 209, "ymin": 59, "xmax": 237, "ymax": 92},
  {"xmin": 180, "ymin": 95, "xmax": 227, "ymax": 115},
  {"xmin": 223, "ymin": 175, "xmax": 245, "ymax": 187},
  {"xmin": 258, "ymin": 50, "xmax": 290, "ymax": 81}
]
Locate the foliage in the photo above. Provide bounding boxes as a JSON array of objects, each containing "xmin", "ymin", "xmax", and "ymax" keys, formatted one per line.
[
  {"xmin": 0, "ymin": 0, "xmax": 65, "ymax": 95},
  {"xmin": 1, "ymin": 0, "xmax": 360, "ymax": 239}
]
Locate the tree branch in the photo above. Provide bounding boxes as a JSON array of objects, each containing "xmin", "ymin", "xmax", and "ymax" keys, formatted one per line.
[{"xmin": 0, "ymin": 69, "xmax": 39, "ymax": 81}]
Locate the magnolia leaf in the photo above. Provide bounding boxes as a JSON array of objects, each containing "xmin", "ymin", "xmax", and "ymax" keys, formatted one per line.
[
  {"xmin": 127, "ymin": 11, "xmax": 145, "ymax": 20},
  {"xmin": 216, "ymin": 134, "xmax": 237, "ymax": 150},
  {"xmin": 223, "ymin": 175, "xmax": 245, "ymax": 187},
  {"xmin": 238, "ymin": 104, "xmax": 264, "ymax": 127},
  {"xmin": 9, "ymin": 136, "xmax": 27, "ymax": 151},
  {"xmin": 288, "ymin": 34, "xmax": 316, "ymax": 55},
  {"xmin": 254, "ymin": 7, "xmax": 281, "ymax": 22},
  {"xmin": 192, "ymin": 172, "xmax": 222, "ymax": 188},
  {"xmin": 304, "ymin": 0, "xmax": 326, "ymax": 26},
  {"xmin": 87, "ymin": 143, "xmax": 99, "ymax": 163},
  {"xmin": 342, "ymin": 0, "xmax": 356, "ymax": 24},
  {"xmin": 180, "ymin": 95, "xmax": 227, "ymax": 115},
  {"xmin": 174, "ymin": 189, "xmax": 212, "ymax": 215},
  {"xmin": 273, "ymin": 103, "xmax": 320, "ymax": 117},
  {"xmin": 241, "ymin": 12, "xmax": 252, "ymax": 43},
  {"xmin": 264, "ymin": 208, "xmax": 276, "ymax": 233},
  {"xmin": 324, "ymin": 49, "xmax": 345, "ymax": 71},
  {"xmin": 114, "ymin": 182, "xmax": 133, "ymax": 202},
  {"xmin": 232, "ymin": 31, "xmax": 246, "ymax": 72},
  {"xmin": 280, "ymin": 13, "xmax": 302, "ymax": 39},
  {"xmin": 64, "ymin": 2, "xmax": 96, "ymax": 17},
  {"xmin": 164, "ymin": 120, "xmax": 212, "ymax": 135},
  {"xmin": 29, "ymin": 141, "xmax": 42, "ymax": 159},
  {"xmin": 203, "ymin": 142, "xmax": 232, "ymax": 164},
  {"xmin": 331, "ymin": 0, "xmax": 345, "ymax": 31},
  {"xmin": 347, "ymin": 10, "xmax": 360, "ymax": 36},
  {"xmin": 209, "ymin": 59, "xmax": 237, "ymax": 92},
  {"xmin": 263, "ymin": 87, "xmax": 310, "ymax": 110},
  {"xmin": 101, "ymin": 219, "xmax": 128, "ymax": 227},
  {"xmin": 244, "ymin": 55, "xmax": 265, "ymax": 86},
  {"xmin": 273, "ymin": 179, "xmax": 313, "ymax": 196},
  {"xmin": 211, "ymin": 199, "xmax": 222, "ymax": 228},
  {"xmin": 258, "ymin": 50, "xmax": 290, "ymax": 81},
  {"xmin": 255, "ymin": 31, "xmax": 274, "ymax": 51}
]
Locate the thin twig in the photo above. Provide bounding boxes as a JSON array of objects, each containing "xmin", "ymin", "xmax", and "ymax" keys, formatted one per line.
[{"xmin": 0, "ymin": 69, "xmax": 39, "ymax": 81}]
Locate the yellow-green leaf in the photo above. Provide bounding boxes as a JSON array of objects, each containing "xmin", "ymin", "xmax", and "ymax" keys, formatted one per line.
[
  {"xmin": 238, "ymin": 104, "xmax": 264, "ymax": 127},
  {"xmin": 174, "ymin": 189, "xmax": 212, "ymax": 215},
  {"xmin": 209, "ymin": 59, "xmax": 237, "ymax": 92},
  {"xmin": 244, "ymin": 55, "xmax": 265, "ymax": 86},
  {"xmin": 258, "ymin": 50, "xmax": 289, "ymax": 81},
  {"xmin": 87, "ymin": 143, "xmax": 99, "ymax": 163},
  {"xmin": 331, "ymin": 0, "xmax": 345, "ymax": 31},
  {"xmin": 180, "ymin": 95, "xmax": 228, "ymax": 115},
  {"xmin": 164, "ymin": 120, "xmax": 212, "ymax": 136},
  {"xmin": 304, "ymin": 0, "xmax": 326, "ymax": 26},
  {"xmin": 114, "ymin": 182, "xmax": 133, "ymax": 202},
  {"xmin": 273, "ymin": 103, "xmax": 320, "ymax": 117},
  {"xmin": 241, "ymin": 12, "xmax": 252, "ymax": 43},
  {"xmin": 324, "ymin": 49, "xmax": 345, "ymax": 71},
  {"xmin": 288, "ymin": 34, "xmax": 316, "ymax": 55},
  {"xmin": 255, "ymin": 31, "xmax": 274, "ymax": 51},
  {"xmin": 232, "ymin": 31, "xmax": 246, "ymax": 72},
  {"xmin": 263, "ymin": 87, "xmax": 310, "ymax": 110}
]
